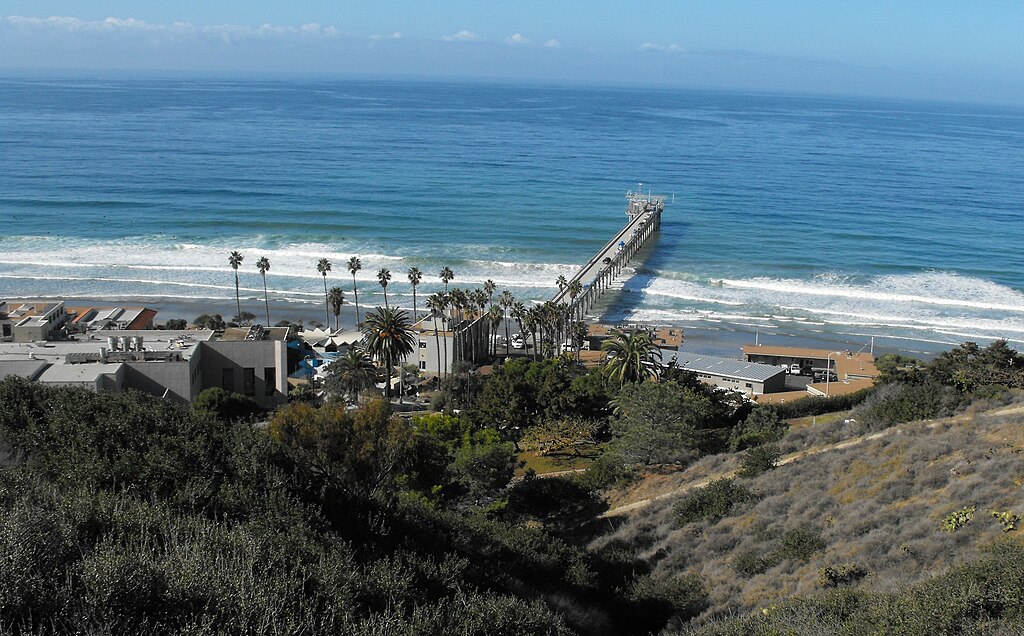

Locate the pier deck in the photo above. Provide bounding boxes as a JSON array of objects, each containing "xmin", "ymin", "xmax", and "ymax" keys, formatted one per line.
[{"xmin": 552, "ymin": 189, "xmax": 665, "ymax": 321}]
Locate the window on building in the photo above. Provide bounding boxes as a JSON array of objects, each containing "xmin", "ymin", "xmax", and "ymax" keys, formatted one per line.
[
  {"xmin": 419, "ymin": 360, "xmax": 426, "ymax": 370},
  {"xmin": 264, "ymin": 367, "xmax": 276, "ymax": 395},
  {"xmin": 243, "ymin": 368, "xmax": 255, "ymax": 396},
  {"xmin": 221, "ymin": 368, "xmax": 234, "ymax": 393},
  {"xmin": 1, "ymin": 324, "xmax": 10, "ymax": 338},
  {"xmin": 745, "ymin": 383, "xmax": 752, "ymax": 388},
  {"xmin": 419, "ymin": 340, "xmax": 427, "ymax": 349}
]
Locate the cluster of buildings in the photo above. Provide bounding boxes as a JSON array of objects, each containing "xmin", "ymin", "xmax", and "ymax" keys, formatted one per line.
[
  {"xmin": 0, "ymin": 300, "xmax": 288, "ymax": 408},
  {"xmin": 1, "ymin": 297, "xmax": 882, "ymax": 409},
  {"xmin": 676, "ymin": 344, "xmax": 878, "ymax": 402}
]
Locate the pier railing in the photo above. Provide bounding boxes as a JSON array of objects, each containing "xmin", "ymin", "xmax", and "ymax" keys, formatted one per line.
[{"xmin": 552, "ymin": 190, "xmax": 665, "ymax": 321}]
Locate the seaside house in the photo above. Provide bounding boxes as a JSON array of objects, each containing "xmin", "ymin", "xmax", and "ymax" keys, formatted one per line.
[{"xmin": 0, "ymin": 300, "xmax": 73, "ymax": 343}]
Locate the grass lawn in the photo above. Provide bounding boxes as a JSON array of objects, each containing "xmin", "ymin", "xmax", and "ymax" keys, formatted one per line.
[{"xmin": 517, "ymin": 445, "xmax": 604, "ymax": 477}]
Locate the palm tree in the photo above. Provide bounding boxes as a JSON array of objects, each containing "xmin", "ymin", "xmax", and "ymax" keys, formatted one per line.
[
  {"xmin": 327, "ymin": 286, "xmax": 345, "ymax": 331},
  {"xmin": 511, "ymin": 301, "xmax": 527, "ymax": 357},
  {"xmin": 471, "ymin": 289, "xmax": 488, "ymax": 361},
  {"xmin": 601, "ymin": 328, "xmax": 663, "ymax": 385},
  {"xmin": 377, "ymin": 268, "xmax": 392, "ymax": 309},
  {"xmin": 362, "ymin": 307, "xmax": 416, "ymax": 400},
  {"xmin": 567, "ymin": 279, "xmax": 583, "ymax": 322},
  {"xmin": 570, "ymin": 320, "xmax": 587, "ymax": 361},
  {"xmin": 325, "ymin": 346, "xmax": 378, "ymax": 403},
  {"xmin": 487, "ymin": 305, "xmax": 502, "ymax": 357},
  {"xmin": 483, "ymin": 279, "xmax": 497, "ymax": 310},
  {"xmin": 439, "ymin": 266, "xmax": 454, "ymax": 294},
  {"xmin": 317, "ymin": 258, "xmax": 332, "ymax": 326},
  {"xmin": 426, "ymin": 293, "xmax": 445, "ymax": 379},
  {"xmin": 526, "ymin": 307, "xmax": 543, "ymax": 360},
  {"xmin": 499, "ymin": 291, "xmax": 514, "ymax": 356},
  {"xmin": 556, "ymin": 274, "xmax": 568, "ymax": 294},
  {"xmin": 449, "ymin": 288, "xmax": 469, "ymax": 362},
  {"xmin": 407, "ymin": 266, "xmax": 423, "ymax": 322},
  {"xmin": 438, "ymin": 293, "xmax": 450, "ymax": 377},
  {"xmin": 228, "ymin": 251, "xmax": 244, "ymax": 323},
  {"xmin": 256, "ymin": 256, "xmax": 271, "ymax": 326},
  {"xmin": 347, "ymin": 256, "xmax": 362, "ymax": 327}
]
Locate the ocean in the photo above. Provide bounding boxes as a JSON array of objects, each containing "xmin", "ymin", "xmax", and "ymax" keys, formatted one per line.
[{"xmin": 1, "ymin": 76, "xmax": 1023, "ymax": 356}]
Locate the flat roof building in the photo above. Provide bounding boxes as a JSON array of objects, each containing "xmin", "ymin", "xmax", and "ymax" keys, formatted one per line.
[
  {"xmin": 676, "ymin": 353, "xmax": 787, "ymax": 396},
  {"xmin": 742, "ymin": 345, "xmax": 878, "ymax": 380},
  {"xmin": 0, "ymin": 328, "xmax": 287, "ymax": 407}
]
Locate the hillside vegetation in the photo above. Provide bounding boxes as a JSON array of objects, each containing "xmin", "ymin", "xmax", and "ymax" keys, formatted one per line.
[
  {"xmin": 592, "ymin": 402, "xmax": 1024, "ymax": 631},
  {"xmin": 1, "ymin": 339, "xmax": 1023, "ymax": 634}
]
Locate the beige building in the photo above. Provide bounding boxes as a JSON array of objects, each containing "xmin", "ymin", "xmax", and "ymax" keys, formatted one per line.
[{"xmin": 0, "ymin": 300, "xmax": 74, "ymax": 343}]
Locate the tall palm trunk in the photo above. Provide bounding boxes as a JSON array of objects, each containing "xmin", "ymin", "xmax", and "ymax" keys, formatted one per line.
[
  {"xmin": 261, "ymin": 273, "xmax": 270, "ymax": 326},
  {"xmin": 234, "ymin": 272, "xmax": 241, "ymax": 324},
  {"xmin": 323, "ymin": 276, "xmax": 330, "ymax": 326},
  {"xmin": 351, "ymin": 274, "xmax": 361, "ymax": 326},
  {"xmin": 434, "ymin": 320, "xmax": 442, "ymax": 380},
  {"xmin": 441, "ymin": 320, "xmax": 448, "ymax": 380}
]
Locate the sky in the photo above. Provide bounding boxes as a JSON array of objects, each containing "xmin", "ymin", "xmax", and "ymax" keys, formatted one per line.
[{"xmin": 2, "ymin": 1, "xmax": 1023, "ymax": 104}]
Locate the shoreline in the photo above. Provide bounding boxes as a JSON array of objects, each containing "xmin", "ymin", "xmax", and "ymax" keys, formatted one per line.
[{"xmin": 20, "ymin": 294, "xmax": 967, "ymax": 361}]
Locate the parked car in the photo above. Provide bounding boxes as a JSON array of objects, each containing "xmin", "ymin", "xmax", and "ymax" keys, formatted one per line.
[
  {"xmin": 789, "ymin": 363, "xmax": 803, "ymax": 375},
  {"xmin": 510, "ymin": 335, "xmax": 526, "ymax": 349},
  {"xmin": 813, "ymin": 370, "xmax": 838, "ymax": 382}
]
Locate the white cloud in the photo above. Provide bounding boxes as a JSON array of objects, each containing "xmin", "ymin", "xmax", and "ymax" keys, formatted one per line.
[
  {"xmin": 3, "ymin": 15, "xmax": 341, "ymax": 41},
  {"xmin": 640, "ymin": 42, "xmax": 685, "ymax": 53},
  {"xmin": 505, "ymin": 32, "xmax": 529, "ymax": 45},
  {"xmin": 391, "ymin": 31, "xmax": 402, "ymax": 39},
  {"xmin": 442, "ymin": 30, "xmax": 481, "ymax": 42},
  {"xmin": 544, "ymin": 39, "xmax": 561, "ymax": 49}
]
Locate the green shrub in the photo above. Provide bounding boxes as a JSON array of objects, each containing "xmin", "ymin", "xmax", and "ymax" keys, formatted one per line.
[
  {"xmin": 673, "ymin": 478, "xmax": 755, "ymax": 526},
  {"xmin": 772, "ymin": 387, "xmax": 875, "ymax": 419},
  {"xmin": 192, "ymin": 387, "xmax": 261, "ymax": 421},
  {"xmin": 776, "ymin": 526, "xmax": 825, "ymax": 562},
  {"xmin": 991, "ymin": 509, "xmax": 1021, "ymax": 533},
  {"xmin": 736, "ymin": 444, "xmax": 781, "ymax": 478},
  {"xmin": 506, "ymin": 475, "xmax": 607, "ymax": 536},
  {"xmin": 574, "ymin": 452, "xmax": 634, "ymax": 491},
  {"xmin": 818, "ymin": 563, "xmax": 868, "ymax": 587},
  {"xmin": 729, "ymin": 406, "xmax": 788, "ymax": 451},
  {"xmin": 731, "ymin": 550, "xmax": 773, "ymax": 577},
  {"xmin": 857, "ymin": 381, "xmax": 958, "ymax": 426},
  {"xmin": 627, "ymin": 573, "xmax": 708, "ymax": 629},
  {"xmin": 941, "ymin": 506, "xmax": 976, "ymax": 532}
]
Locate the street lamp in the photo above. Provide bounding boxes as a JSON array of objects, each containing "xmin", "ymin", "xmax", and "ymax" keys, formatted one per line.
[{"xmin": 825, "ymin": 351, "xmax": 843, "ymax": 396}]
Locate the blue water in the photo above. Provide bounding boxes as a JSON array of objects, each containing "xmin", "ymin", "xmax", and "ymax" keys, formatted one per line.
[{"xmin": 2, "ymin": 76, "xmax": 1023, "ymax": 350}]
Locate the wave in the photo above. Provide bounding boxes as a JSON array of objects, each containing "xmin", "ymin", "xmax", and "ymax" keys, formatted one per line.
[
  {"xmin": 719, "ymin": 272, "xmax": 1024, "ymax": 313},
  {"xmin": 2, "ymin": 236, "xmax": 1023, "ymax": 345}
]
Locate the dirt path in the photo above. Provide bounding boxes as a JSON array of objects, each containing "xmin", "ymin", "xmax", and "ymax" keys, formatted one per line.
[{"xmin": 602, "ymin": 401, "xmax": 1024, "ymax": 518}]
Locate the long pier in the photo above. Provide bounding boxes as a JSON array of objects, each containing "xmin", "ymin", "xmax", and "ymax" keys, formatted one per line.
[{"xmin": 552, "ymin": 188, "xmax": 665, "ymax": 321}]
